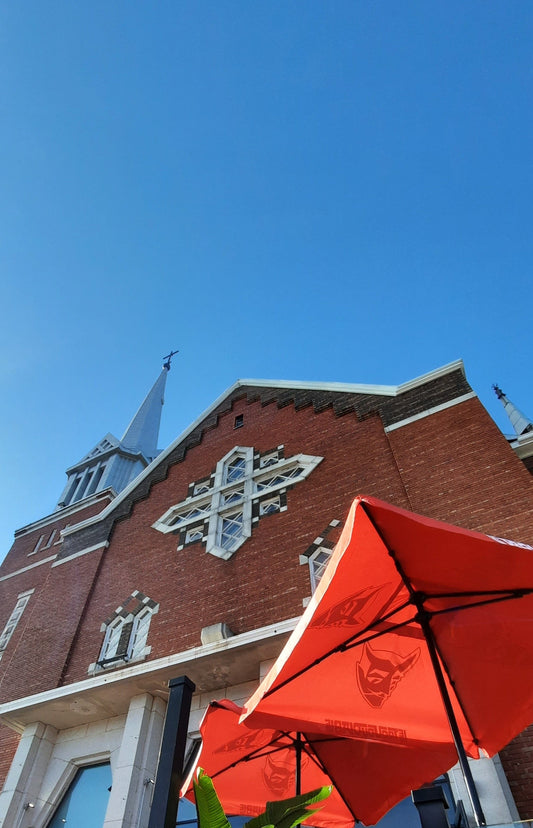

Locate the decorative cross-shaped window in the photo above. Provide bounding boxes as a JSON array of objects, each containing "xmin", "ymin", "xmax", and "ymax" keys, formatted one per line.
[{"xmin": 152, "ymin": 446, "xmax": 323, "ymax": 560}]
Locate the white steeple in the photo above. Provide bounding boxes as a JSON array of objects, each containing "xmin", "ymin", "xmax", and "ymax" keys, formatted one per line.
[
  {"xmin": 56, "ymin": 353, "xmax": 176, "ymax": 509},
  {"xmin": 493, "ymin": 384, "xmax": 533, "ymax": 436},
  {"xmin": 120, "ymin": 367, "xmax": 168, "ymax": 462}
]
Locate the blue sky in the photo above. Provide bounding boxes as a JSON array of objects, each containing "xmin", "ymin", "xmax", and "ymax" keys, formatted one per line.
[{"xmin": 1, "ymin": 1, "xmax": 532, "ymax": 558}]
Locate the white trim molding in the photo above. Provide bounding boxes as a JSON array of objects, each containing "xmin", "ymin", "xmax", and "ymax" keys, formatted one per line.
[{"xmin": 384, "ymin": 393, "xmax": 477, "ymax": 433}]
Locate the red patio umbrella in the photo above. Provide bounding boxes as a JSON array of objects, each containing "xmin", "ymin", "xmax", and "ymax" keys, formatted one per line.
[
  {"xmin": 181, "ymin": 699, "xmax": 459, "ymax": 828},
  {"xmin": 241, "ymin": 495, "xmax": 533, "ymax": 826}
]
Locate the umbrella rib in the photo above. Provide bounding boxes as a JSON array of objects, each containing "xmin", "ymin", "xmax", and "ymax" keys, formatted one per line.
[
  {"xmin": 322, "ymin": 592, "xmax": 526, "ymax": 653},
  {"xmin": 283, "ymin": 731, "xmax": 364, "ymax": 823},
  {"xmin": 300, "ymin": 736, "xmax": 363, "ymax": 823},
  {"xmin": 205, "ymin": 727, "xmax": 362, "ymax": 824},
  {"xmin": 431, "ymin": 588, "xmax": 533, "ymax": 598},
  {"xmin": 359, "ymin": 504, "xmax": 487, "ymax": 825},
  {"xmin": 208, "ymin": 735, "xmax": 296, "ymax": 779},
  {"xmin": 428, "ymin": 591, "xmax": 533, "ymax": 618},
  {"xmin": 375, "ymin": 539, "xmax": 484, "ymax": 746},
  {"xmin": 356, "ymin": 507, "xmax": 485, "ymax": 747},
  {"xmin": 401, "ymin": 586, "xmax": 485, "ymax": 753},
  {"xmin": 262, "ymin": 603, "xmax": 415, "ymax": 699}
]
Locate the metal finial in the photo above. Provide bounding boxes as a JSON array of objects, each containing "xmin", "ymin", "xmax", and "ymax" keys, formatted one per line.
[
  {"xmin": 492, "ymin": 384, "xmax": 505, "ymax": 400},
  {"xmin": 163, "ymin": 349, "xmax": 179, "ymax": 371}
]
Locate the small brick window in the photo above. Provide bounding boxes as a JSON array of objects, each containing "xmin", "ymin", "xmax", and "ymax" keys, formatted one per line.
[
  {"xmin": 259, "ymin": 496, "xmax": 281, "ymax": 516},
  {"xmin": 30, "ymin": 534, "xmax": 45, "ymax": 555},
  {"xmin": 309, "ymin": 547, "xmax": 333, "ymax": 592},
  {"xmin": 185, "ymin": 527, "xmax": 203, "ymax": 544},
  {"xmin": 300, "ymin": 519, "xmax": 342, "ymax": 595},
  {"xmin": 0, "ymin": 591, "xmax": 33, "ymax": 659},
  {"xmin": 234, "ymin": 414, "xmax": 244, "ymax": 429}
]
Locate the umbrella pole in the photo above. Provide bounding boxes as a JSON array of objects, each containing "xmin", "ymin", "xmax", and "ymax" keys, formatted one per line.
[
  {"xmin": 295, "ymin": 732, "xmax": 302, "ymax": 796},
  {"xmin": 419, "ymin": 613, "xmax": 486, "ymax": 827}
]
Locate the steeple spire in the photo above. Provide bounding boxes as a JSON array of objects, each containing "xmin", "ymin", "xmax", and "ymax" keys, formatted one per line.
[
  {"xmin": 493, "ymin": 384, "xmax": 533, "ymax": 436},
  {"xmin": 57, "ymin": 354, "xmax": 176, "ymax": 509},
  {"xmin": 120, "ymin": 361, "xmax": 171, "ymax": 462}
]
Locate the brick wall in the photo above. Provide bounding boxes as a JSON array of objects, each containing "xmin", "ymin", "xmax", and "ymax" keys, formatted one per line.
[
  {"xmin": 500, "ymin": 728, "xmax": 533, "ymax": 817},
  {"xmin": 60, "ymin": 398, "xmax": 410, "ymax": 683},
  {"xmin": 1, "ymin": 495, "xmax": 111, "ymax": 578},
  {"xmin": 0, "ymin": 547, "xmax": 106, "ymax": 702},
  {"xmin": 387, "ymin": 397, "xmax": 533, "ymax": 541},
  {"xmin": 0, "ymin": 725, "xmax": 19, "ymax": 792}
]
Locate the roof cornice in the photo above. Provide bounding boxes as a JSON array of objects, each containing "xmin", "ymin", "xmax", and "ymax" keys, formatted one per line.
[
  {"xmin": 14, "ymin": 489, "xmax": 116, "ymax": 538},
  {"xmin": 65, "ymin": 445, "xmax": 149, "ymax": 475},
  {"xmin": 235, "ymin": 359, "xmax": 465, "ymax": 398}
]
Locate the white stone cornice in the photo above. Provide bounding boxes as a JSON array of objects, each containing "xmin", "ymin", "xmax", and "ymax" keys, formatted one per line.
[
  {"xmin": 13, "ymin": 490, "xmax": 115, "ymax": 539},
  {"xmin": 0, "ymin": 616, "xmax": 299, "ymax": 732},
  {"xmin": 0, "ymin": 555, "xmax": 57, "ymax": 582},
  {"xmin": 384, "ymin": 392, "xmax": 477, "ymax": 433}
]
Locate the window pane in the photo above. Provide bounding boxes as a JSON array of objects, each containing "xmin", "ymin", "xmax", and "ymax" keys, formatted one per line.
[
  {"xmin": 47, "ymin": 763, "xmax": 112, "ymax": 828},
  {"xmin": 310, "ymin": 548, "xmax": 333, "ymax": 592},
  {"xmin": 220, "ymin": 512, "xmax": 244, "ymax": 550},
  {"xmin": 130, "ymin": 610, "xmax": 152, "ymax": 659},
  {"xmin": 103, "ymin": 619, "xmax": 124, "ymax": 660},
  {"xmin": 225, "ymin": 458, "xmax": 246, "ymax": 483}
]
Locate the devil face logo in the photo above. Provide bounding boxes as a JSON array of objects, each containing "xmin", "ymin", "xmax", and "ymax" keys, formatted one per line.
[
  {"xmin": 262, "ymin": 750, "xmax": 309, "ymax": 797},
  {"xmin": 356, "ymin": 641, "xmax": 420, "ymax": 708},
  {"xmin": 262, "ymin": 751, "xmax": 295, "ymax": 796}
]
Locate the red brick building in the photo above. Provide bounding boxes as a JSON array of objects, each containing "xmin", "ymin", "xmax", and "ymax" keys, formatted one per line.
[{"xmin": 0, "ymin": 360, "xmax": 532, "ymax": 827}]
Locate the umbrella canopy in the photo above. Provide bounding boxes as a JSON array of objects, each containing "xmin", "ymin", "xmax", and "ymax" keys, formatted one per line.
[
  {"xmin": 181, "ymin": 699, "xmax": 459, "ymax": 828},
  {"xmin": 241, "ymin": 495, "xmax": 533, "ymax": 825}
]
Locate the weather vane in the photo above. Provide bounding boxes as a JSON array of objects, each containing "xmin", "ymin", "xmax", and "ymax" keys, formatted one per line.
[{"xmin": 163, "ymin": 349, "xmax": 179, "ymax": 371}]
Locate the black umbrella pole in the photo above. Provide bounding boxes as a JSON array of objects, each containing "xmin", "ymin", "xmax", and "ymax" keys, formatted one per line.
[
  {"xmin": 420, "ymin": 616, "xmax": 486, "ymax": 827},
  {"xmin": 147, "ymin": 675, "xmax": 196, "ymax": 828},
  {"xmin": 296, "ymin": 732, "xmax": 302, "ymax": 796}
]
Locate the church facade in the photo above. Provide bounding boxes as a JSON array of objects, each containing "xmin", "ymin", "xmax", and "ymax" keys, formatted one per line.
[{"xmin": 1, "ymin": 359, "xmax": 533, "ymax": 827}]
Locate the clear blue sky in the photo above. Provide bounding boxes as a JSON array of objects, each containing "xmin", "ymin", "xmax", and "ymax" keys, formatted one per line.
[{"xmin": 1, "ymin": 1, "xmax": 532, "ymax": 558}]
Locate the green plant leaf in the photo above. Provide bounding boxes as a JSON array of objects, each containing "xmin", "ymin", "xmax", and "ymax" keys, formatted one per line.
[
  {"xmin": 193, "ymin": 768, "xmax": 232, "ymax": 828},
  {"xmin": 245, "ymin": 786, "xmax": 331, "ymax": 828}
]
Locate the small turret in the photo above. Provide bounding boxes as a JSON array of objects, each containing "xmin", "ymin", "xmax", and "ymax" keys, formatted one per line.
[{"xmin": 493, "ymin": 384, "xmax": 533, "ymax": 436}]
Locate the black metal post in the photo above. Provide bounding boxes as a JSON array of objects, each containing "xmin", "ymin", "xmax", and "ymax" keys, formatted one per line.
[
  {"xmin": 148, "ymin": 675, "xmax": 196, "ymax": 828},
  {"xmin": 419, "ymin": 615, "xmax": 486, "ymax": 827},
  {"xmin": 295, "ymin": 732, "xmax": 302, "ymax": 796},
  {"xmin": 412, "ymin": 785, "xmax": 451, "ymax": 828}
]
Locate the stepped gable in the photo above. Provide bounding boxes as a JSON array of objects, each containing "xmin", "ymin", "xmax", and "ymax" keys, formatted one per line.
[
  {"xmin": 240, "ymin": 368, "xmax": 470, "ymax": 425},
  {"xmin": 56, "ymin": 363, "xmax": 471, "ymax": 562}
]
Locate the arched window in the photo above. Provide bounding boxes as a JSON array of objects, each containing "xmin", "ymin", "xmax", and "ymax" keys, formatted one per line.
[
  {"xmin": 0, "ymin": 590, "xmax": 33, "ymax": 660},
  {"xmin": 46, "ymin": 762, "xmax": 112, "ymax": 827},
  {"xmin": 96, "ymin": 592, "xmax": 158, "ymax": 669}
]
